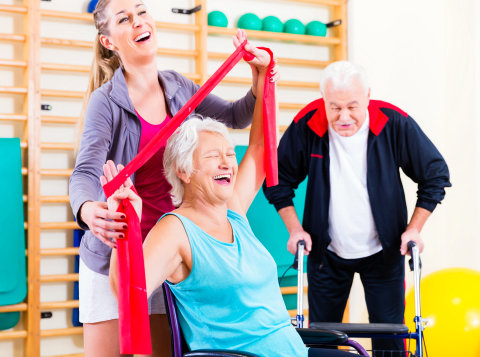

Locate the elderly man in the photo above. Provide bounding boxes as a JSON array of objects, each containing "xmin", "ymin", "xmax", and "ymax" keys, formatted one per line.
[{"xmin": 263, "ymin": 61, "xmax": 451, "ymax": 354}]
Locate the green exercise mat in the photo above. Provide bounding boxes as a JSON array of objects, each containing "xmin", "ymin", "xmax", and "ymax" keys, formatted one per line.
[
  {"xmin": 0, "ymin": 312, "xmax": 20, "ymax": 330},
  {"xmin": 0, "ymin": 138, "xmax": 27, "ymax": 326},
  {"xmin": 235, "ymin": 146, "xmax": 307, "ymax": 275}
]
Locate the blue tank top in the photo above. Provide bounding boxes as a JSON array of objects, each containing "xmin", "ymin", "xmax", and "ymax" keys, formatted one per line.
[{"xmin": 165, "ymin": 210, "xmax": 307, "ymax": 357}]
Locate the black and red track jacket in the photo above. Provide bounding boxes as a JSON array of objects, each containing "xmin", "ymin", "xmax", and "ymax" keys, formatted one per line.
[{"xmin": 263, "ymin": 99, "xmax": 451, "ymax": 264}]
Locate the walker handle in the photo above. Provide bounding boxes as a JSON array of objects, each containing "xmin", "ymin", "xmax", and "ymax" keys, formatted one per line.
[
  {"xmin": 407, "ymin": 241, "xmax": 422, "ymax": 271},
  {"xmin": 293, "ymin": 240, "xmax": 306, "ymax": 270},
  {"xmin": 295, "ymin": 240, "xmax": 306, "ymax": 328}
]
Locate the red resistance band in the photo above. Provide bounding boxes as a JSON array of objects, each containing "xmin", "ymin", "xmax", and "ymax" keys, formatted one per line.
[{"xmin": 103, "ymin": 40, "xmax": 277, "ymax": 354}]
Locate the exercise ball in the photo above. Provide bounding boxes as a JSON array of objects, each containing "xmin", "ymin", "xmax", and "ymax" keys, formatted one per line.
[
  {"xmin": 87, "ymin": 0, "xmax": 99, "ymax": 13},
  {"xmin": 284, "ymin": 19, "xmax": 305, "ymax": 35},
  {"xmin": 237, "ymin": 13, "xmax": 262, "ymax": 31},
  {"xmin": 306, "ymin": 20, "xmax": 327, "ymax": 37},
  {"xmin": 405, "ymin": 268, "xmax": 480, "ymax": 357},
  {"xmin": 262, "ymin": 16, "xmax": 283, "ymax": 33},
  {"xmin": 208, "ymin": 11, "xmax": 228, "ymax": 28}
]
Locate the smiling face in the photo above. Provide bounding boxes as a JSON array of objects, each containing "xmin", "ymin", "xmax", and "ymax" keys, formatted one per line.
[
  {"xmin": 324, "ymin": 77, "xmax": 370, "ymax": 137},
  {"xmin": 99, "ymin": 0, "xmax": 157, "ymax": 65},
  {"xmin": 186, "ymin": 131, "xmax": 238, "ymax": 204}
]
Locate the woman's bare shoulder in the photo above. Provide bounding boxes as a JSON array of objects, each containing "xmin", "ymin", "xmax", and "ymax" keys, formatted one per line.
[{"xmin": 149, "ymin": 210, "xmax": 186, "ymax": 238}]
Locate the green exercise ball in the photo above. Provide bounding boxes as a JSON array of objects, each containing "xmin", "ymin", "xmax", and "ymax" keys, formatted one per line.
[
  {"xmin": 306, "ymin": 20, "xmax": 327, "ymax": 37},
  {"xmin": 237, "ymin": 13, "xmax": 262, "ymax": 31},
  {"xmin": 262, "ymin": 16, "xmax": 283, "ymax": 33},
  {"xmin": 283, "ymin": 19, "xmax": 305, "ymax": 35},
  {"xmin": 208, "ymin": 11, "xmax": 228, "ymax": 28}
]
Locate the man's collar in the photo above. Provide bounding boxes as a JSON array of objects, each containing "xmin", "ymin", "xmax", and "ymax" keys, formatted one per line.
[{"xmin": 301, "ymin": 98, "xmax": 407, "ymax": 138}]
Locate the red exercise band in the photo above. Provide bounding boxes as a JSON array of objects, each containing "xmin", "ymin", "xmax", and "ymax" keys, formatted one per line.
[{"xmin": 104, "ymin": 39, "xmax": 277, "ymax": 354}]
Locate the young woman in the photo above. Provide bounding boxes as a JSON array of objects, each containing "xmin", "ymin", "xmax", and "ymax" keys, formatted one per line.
[{"xmin": 69, "ymin": 0, "xmax": 276, "ymax": 356}]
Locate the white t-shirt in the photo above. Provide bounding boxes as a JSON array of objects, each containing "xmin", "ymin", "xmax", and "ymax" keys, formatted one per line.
[{"xmin": 327, "ymin": 112, "xmax": 383, "ymax": 259}]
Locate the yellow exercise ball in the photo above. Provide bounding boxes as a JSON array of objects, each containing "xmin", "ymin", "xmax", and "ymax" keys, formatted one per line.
[{"xmin": 405, "ymin": 268, "xmax": 480, "ymax": 357}]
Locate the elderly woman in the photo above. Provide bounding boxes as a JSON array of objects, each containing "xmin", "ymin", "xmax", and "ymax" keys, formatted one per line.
[{"xmin": 104, "ymin": 70, "xmax": 355, "ymax": 357}]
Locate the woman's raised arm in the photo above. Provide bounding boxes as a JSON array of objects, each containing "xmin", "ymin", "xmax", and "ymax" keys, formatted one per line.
[{"xmin": 229, "ymin": 44, "xmax": 278, "ymax": 215}]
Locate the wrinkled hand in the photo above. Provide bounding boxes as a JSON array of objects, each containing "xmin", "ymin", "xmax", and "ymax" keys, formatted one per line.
[
  {"xmin": 100, "ymin": 160, "xmax": 142, "ymax": 222},
  {"xmin": 232, "ymin": 29, "xmax": 280, "ymax": 95},
  {"xmin": 400, "ymin": 228, "xmax": 424, "ymax": 256},
  {"xmin": 287, "ymin": 228, "xmax": 312, "ymax": 256}
]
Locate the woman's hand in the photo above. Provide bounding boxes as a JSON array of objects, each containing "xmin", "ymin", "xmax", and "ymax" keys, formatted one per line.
[
  {"xmin": 100, "ymin": 160, "xmax": 142, "ymax": 221},
  {"xmin": 79, "ymin": 200, "xmax": 126, "ymax": 249},
  {"xmin": 232, "ymin": 29, "xmax": 280, "ymax": 96}
]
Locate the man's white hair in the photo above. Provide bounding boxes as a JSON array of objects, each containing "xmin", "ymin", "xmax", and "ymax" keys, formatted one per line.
[
  {"xmin": 319, "ymin": 61, "xmax": 370, "ymax": 96},
  {"xmin": 163, "ymin": 116, "xmax": 234, "ymax": 206}
]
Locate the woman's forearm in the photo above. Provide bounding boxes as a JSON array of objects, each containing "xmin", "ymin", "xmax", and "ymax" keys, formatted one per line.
[{"xmin": 248, "ymin": 70, "xmax": 267, "ymax": 148}]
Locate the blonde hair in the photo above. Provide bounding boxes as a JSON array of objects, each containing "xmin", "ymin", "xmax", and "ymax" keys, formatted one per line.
[
  {"xmin": 163, "ymin": 117, "xmax": 234, "ymax": 207},
  {"xmin": 76, "ymin": 0, "xmax": 122, "ymax": 152}
]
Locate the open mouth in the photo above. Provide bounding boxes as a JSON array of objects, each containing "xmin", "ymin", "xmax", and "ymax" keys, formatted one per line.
[
  {"xmin": 213, "ymin": 174, "xmax": 232, "ymax": 184},
  {"xmin": 134, "ymin": 32, "xmax": 151, "ymax": 42}
]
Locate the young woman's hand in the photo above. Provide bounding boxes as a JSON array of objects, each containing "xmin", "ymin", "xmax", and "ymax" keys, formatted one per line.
[
  {"xmin": 79, "ymin": 200, "xmax": 126, "ymax": 249},
  {"xmin": 82, "ymin": 160, "xmax": 142, "ymax": 248}
]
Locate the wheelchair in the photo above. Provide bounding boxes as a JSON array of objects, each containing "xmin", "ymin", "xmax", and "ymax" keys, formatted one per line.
[
  {"xmin": 162, "ymin": 282, "xmax": 369, "ymax": 357},
  {"xmin": 295, "ymin": 241, "xmax": 426, "ymax": 357}
]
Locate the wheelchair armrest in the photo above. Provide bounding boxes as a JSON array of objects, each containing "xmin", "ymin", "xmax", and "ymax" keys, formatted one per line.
[
  {"xmin": 184, "ymin": 350, "xmax": 260, "ymax": 357},
  {"xmin": 309, "ymin": 322, "xmax": 409, "ymax": 336},
  {"xmin": 296, "ymin": 327, "xmax": 348, "ymax": 345}
]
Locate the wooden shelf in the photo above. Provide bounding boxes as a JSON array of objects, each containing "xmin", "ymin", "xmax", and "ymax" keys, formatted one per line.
[
  {"xmin": 41, "ymin": 300, "xmax": 79, "ymax": 309},
  {"xmin": 40, "ymin": 273, "xmax": 79, "ymax": 283},
  {"xmin": 22, "ymin": 168, "xmax": 73, "ymax": 176},
  {"xmin": 280, "ymin": 286, "xmax": 308, "ymax": 295},
  {"xmin": 221, "ymin": 76, "xmax": 319, "ymax": 89},
  {"xmin": 41, "ymin": 37, "xmax": 92, "ymax": 48},
  {"xmin": 288, "ymin": 0, "xmax": 343, "ymax": 5},
  {"xmin": 41, "ymin": 63, "xmax": 90, "ymax": 72},
  {"xmin": 0, "ymin": 113, "xmax": 28, "ymax": 121},
  {"xmin": 0, "ymin": 33, "xmax": 26, "ymax": 42},
  {"xmin": 40, "ymin": 248, "xmax": 79, "ymax": 256},
  {"xmin": 40, "ymin": 195, "xmax": 70, "ymax": 203},
  {"xmin": 0, "ymin": 330, "xmax": 28, "ymax": 341},
  {"xmin": 40, "ymin": 9, "xmax": 200, "ymax": 33},
  {"xmin": 41, "ymin": 116, "xmax": 78, "ymax": 124},
  {"xmin": 0, "ymin": 58, "xmax": 28, "ymax": 68},
  {"xmin": 21, "ymin": 141, "xmax": 75, "ymax": 150},
  {"xmin": 208, "ymin": 26, "xmax": 341, "ymax": 45},
  {"xmin": 0, "ymin": 4, "xmax": 27, "ymax": 14},
  {"xmin": 41, "ymin": 327, "xmax": 83, "ymax": 337},
  {"xmin": 0, "ymin": 86, "xmax": 27, "ymax": 94},
  {"xmin": 209, "ymin": 52, "xmax": 332, "ymax": 68},
  {"xmin": 40, "ymin": 221, "xmax": 79, "ymax": 230},
  {"xmin": 41, "ymin": 89, "xmax": 84, "ymax": 99},
  {"xmin": 0, "ymin": 303, "xmax": 27, "ymax": 313}
]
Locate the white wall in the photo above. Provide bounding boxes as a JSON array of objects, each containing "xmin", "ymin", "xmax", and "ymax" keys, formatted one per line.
[{"xmin": 347, "ymin": 0, "xmax": 480, "ymax": 323}]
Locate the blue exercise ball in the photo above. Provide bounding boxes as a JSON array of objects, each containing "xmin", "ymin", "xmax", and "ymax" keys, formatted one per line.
[
  {"xmin": 208, "ymin": 11, "xmax": 228, "ymax": 28},
  {"xmin": 262, "ymin": 16, "xmax": 283, "ymax": 33},
  {"xmin": 306, "ymin": 21, "xmax": 327, "ymax": 37},
  {"xmin": 283, "ymin": 19, "xmax": 305, "ymax": 35},
  {"xmin": 87, "ymin": 0, "xmax": 99, "ymax": 13},
  {"xmin": 237, "ymin": 13, "xmax": 262, "ymax": 31}
]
